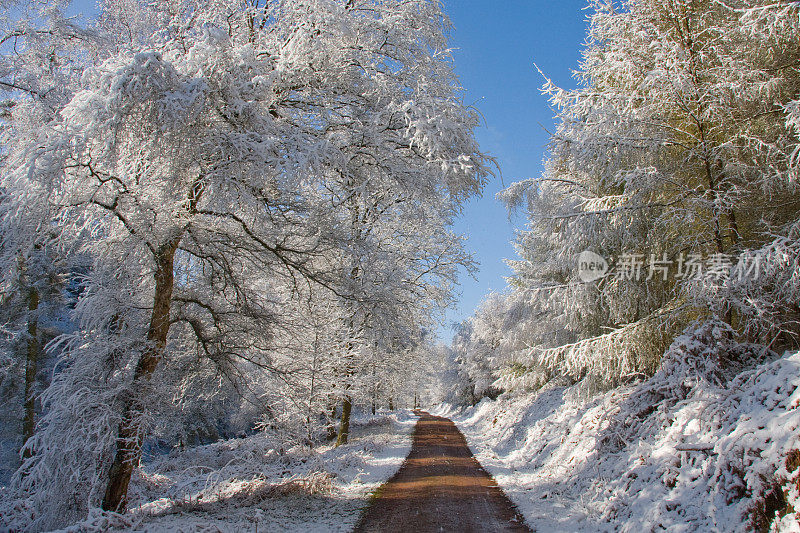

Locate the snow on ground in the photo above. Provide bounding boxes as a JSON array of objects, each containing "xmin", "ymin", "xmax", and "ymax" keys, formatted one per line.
[
  {"xmin": 436, "ymin": 329, "xmax": 800, "ymax": 532},
  {"xmin": 52, "ymin": 410, "xmax": 417, "ymax": 533}
]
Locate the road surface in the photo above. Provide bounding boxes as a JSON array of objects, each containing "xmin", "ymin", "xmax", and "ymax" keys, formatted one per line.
[{"xmin": 353, "ymin": 411, "xmax": 530, "ymax": 533}]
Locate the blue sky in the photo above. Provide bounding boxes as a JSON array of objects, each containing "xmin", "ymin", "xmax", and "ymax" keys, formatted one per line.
[
  {"xmin": 440, "ymin": 1, "xmax": 589, "ymax": 341},
  {"xmin": 67, "ymin": 0, "xmax": 590, "ymax": 343}
]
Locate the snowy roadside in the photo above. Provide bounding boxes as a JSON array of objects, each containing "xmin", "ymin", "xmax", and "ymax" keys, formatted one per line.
[
  {"xmin": 53, "ymin": 410, "xmax": 417, "ymax": 533},
  {"xmin": 437, "ymin": 350, "xmax": 800, "ymax": 532}
]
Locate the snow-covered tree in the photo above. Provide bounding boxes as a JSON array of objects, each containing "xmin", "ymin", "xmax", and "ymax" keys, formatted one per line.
[
  {"xmin": 0, "ymin": 0, "xmax": 488, "ymax": 527},
  {"xmin": 500, "ymin": 0, "xmax": 800, "ymax": 386},
  {"xmin": 0, "ymin": 0, "xmax": 100, "ymax": 480},
  {"xmin": 248, "ymin": 0, "xmax": 488, "ymax": 444},
  {"xmin": 3, "ymin": 5, "xmax": 327, "ymax": 527}
]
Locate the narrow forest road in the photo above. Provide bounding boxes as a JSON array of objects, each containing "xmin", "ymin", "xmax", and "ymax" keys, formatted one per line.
[{"xmin": 353, "ymin": 411, "xmax": 530, "ymax": 533}]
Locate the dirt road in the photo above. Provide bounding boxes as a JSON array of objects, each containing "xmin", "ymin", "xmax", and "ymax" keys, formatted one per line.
[{"xmin": 353, "ymin": 411, "xmax": 530, "ymax": 533}]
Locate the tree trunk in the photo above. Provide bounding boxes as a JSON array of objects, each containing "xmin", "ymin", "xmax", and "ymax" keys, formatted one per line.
[
  {"xmin": 335, "ymin": 396, "xmax": 352, "ymax": 447},
  {"xmin": 306, "ymin": 331, "xmax": 320, "ymax": 446},
  {"xmin": 326, "ymin": 402, "xmax": 338, "ymax": 441},
  {"xmin": 371, "ymin": 362, "xmax": 377, "ymax": 415},
  {"xmin": 336, "ymin": 329, "xmax": 355, "ymax": 447},
  {"xmin": 388, "ymin": 397, "xmax": 394, "ymax": 411},
  {"xmin": 21, "ymin": 286, "xmax": 39, "ymax": 459},
  {"xmin": 102, "ymin": 239, "xmax": 179, "ymax": 512}
]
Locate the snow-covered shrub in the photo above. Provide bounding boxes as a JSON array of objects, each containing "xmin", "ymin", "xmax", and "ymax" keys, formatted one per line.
[{"xmin": 597, "ymin": 318, "xmax": 771, "ymax": 456}]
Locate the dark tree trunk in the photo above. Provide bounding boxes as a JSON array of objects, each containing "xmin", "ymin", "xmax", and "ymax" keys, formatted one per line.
[
  {"xmin": 102, "ymin": 239, "xmax": 179, "ymax": 512},
  {"xmin": 22, "ymin": 286, "xmax": 39, "ymax": 459},
  {"xmin": 371, "ymin": 363, "xmax": 377, "ymax": 415},
  {"xmin": 335, "ymin": 396, "xmax": 352, "ymax": 447},
  {"xmin": 326, "ymin": 402, "xmax": 338, "ymax": 441}
]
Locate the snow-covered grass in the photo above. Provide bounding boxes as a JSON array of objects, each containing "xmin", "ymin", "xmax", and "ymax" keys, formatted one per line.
[
  {"xmin": 47, "ymin": 410, "xmax": 417, "ymax": 533},
  {"xmin": 437, "ymin": 328, "xmax": 800, "ymax": 532}
]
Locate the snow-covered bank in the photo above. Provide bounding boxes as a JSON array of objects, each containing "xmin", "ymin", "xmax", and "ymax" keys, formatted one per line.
[
  {"xmin": 438, "ymin": 344, "xmax": 800, "ymax": 532},
  {"xmin": 16, "ymin": 411, "xmax": 417, "ymax": 533}
]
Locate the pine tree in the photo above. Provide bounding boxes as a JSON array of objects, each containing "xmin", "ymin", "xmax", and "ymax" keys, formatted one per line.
[{"xmin": 501, "ymin": 0, "xmax": 800, "ymax": 386}]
